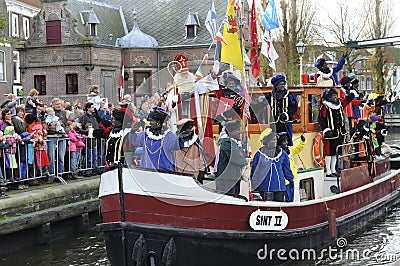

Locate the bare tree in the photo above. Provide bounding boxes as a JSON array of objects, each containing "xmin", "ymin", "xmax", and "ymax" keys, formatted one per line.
[
  {"xmin": 277, "ymin": 0, "xmax": 318, "ymax": 85},
  {"xmin": 318, "ymin": 0, "xmax": 369, "ymax": 73},
  {"xmin": 258, "ymin": 0, "xmax": 318, "ymax": 85},
  {"xmin": 363, "ymin": 0, "xmax": 395, "ymax": 92}
]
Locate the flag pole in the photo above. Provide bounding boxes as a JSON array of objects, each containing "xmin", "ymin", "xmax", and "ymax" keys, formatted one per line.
[{"xmin": 236, "ymin": 1, "xmax": 249, "ymax": 155}]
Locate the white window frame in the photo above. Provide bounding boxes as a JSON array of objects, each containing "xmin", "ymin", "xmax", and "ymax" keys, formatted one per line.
[
  {"xmin": 11, "ymin": 13, "xmax": 19, "ymax": 37},
  {"xmin": 13, "ymin": 51, "xmax": 20, "ymax": 83},
  {"xmin": 22, "ymin": 17, "xmax": 30, "ymax": 39},
  {"xmin": 0, "ymin": 51, "xmax": 5, "ymax": 82}
]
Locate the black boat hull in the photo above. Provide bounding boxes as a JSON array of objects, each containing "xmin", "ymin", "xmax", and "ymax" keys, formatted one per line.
[{"xmin": 97, "ymin": 188, "xmax": 400, "ymax": 266}]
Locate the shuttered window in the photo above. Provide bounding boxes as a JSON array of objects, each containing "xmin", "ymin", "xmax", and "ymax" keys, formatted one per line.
[{"xmin": 46, "ymin": 20, "xmax": 61, "ymax": 44}]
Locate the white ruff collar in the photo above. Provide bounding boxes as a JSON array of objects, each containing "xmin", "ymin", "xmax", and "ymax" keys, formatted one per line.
[
  {"xmin": 317, "ymin": 69, "xmax": 333, "ymax": 80},
  {"xmin": 323, "ymin": 100, "xmax": 342, "ymax": 110},
  {"xmin": 146, "ymin": 128, "xmax": 170, "ymax": 140},
  {"xmin": 109, "ymin": 128, "xmax": 131, "ymax": 138},
  {"xmin": 260, "ymin": 148, "xmax": 282, "ymax": 160},
  {"xmin": 182, "ymin": 134, "xmax": 198, "ymax": 148}
]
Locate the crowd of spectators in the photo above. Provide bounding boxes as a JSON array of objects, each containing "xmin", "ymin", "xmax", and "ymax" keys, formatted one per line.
[{"xmin": 0, "ymin": 85, "xmax": 164, "ymax": 192}]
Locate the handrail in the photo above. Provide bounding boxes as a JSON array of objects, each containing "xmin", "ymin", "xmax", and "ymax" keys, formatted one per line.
[{"xmin": 334, "ymin": 140, "xmax": 365, "ymax": 193}]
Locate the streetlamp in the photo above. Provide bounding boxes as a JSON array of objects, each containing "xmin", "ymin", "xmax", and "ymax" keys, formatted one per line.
[{"xmin": 296, "ymin": 39, "xmax": 306, "ymax": 86}]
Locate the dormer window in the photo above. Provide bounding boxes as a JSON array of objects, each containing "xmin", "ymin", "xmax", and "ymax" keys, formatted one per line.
[
  {"xmin": 80, "ymin": 6, "xmax": 100, "ymax": 37},
  {"xmin": 185, "ymin": 9, "xmax": 199, "ymax": 39}
]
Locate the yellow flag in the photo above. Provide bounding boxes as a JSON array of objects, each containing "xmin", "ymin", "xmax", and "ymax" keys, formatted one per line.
[{"xmin": 220, "ymin": 0, "xmax": 243, "ymax": 71}]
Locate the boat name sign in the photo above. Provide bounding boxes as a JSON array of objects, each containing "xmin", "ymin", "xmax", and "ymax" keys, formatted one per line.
[{"xmin": 249, "ymin": 210, "xmax": 289, "ymax": 231}]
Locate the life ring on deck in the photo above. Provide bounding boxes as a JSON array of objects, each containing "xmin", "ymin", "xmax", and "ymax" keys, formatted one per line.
[{"xmin": 313, "ymin": 132, "xmax": 325, "ymax": 167}]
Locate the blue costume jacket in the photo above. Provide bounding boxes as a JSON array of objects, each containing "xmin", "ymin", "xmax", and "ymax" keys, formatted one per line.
[
  {"xmin": 129, "ymin": 129, "xmax": 179, "ymax": 171},
  {"xmin": 251, "ymin": 148, "xmax": 294, "ymax": 192}
]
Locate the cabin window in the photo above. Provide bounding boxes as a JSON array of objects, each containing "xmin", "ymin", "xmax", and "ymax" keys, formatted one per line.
[
  {"xmin": 292, "ymin": 93, "xmax": 301, "ymax": 124},
  {"xmin": 46, "ymin": 20, "xmax": 62, "ymax": 44},
  {"xmin": 34, "ymin": 75, "xmax": 46, "ymax": 95},
  {"xmin": 249, "ymin": 94, "xmax": 269, "ymax": 124},
  {"xmin": 299, "ymin": 178, "xmax": 315, "ymax": 201},
  {"xmin": 308, "ymin": 94, "xmax": 321, "ymax": 123},
  {"xmin": 66, "ymin": 74, "xmax": 78, "ymax": 94}
]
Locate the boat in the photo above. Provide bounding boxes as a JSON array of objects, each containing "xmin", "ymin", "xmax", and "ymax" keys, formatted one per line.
[
  {"xmin": 96, "ymin": 54, "xmax": 400, "ymax": 264},
  {"xmin": 97, "ymin": 159, "xmax": 400, "ymax": 265},
  {"xmin": 97, "ymin": 87, "xmax": 400, "ymax": 264}
]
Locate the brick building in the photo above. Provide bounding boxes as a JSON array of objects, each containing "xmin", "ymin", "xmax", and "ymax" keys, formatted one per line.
[
  {"xmin": 17, "ymin": 0, "xmax": 232, "ymax": 105},
  {"xmin": 0, "ymin": 0, "xmax": 41, "ymax": 100}
]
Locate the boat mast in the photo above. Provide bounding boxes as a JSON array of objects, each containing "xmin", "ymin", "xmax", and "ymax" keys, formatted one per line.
[{"xmin": 236, "ymin": 1, "xmax": 249, "ymax": 154}]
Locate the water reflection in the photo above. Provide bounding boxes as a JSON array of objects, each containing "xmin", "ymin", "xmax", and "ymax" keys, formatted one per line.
[
  {"xmin": 317, "ymin": 206, "xmax": 400, "ymax": 265},
  {"xmin": 0, "ymin": 229, "xmax": 109, "ymax": 266},
  {"xmin": 2, "ymin": 207, "xmax": 399, "ymax": 265}
]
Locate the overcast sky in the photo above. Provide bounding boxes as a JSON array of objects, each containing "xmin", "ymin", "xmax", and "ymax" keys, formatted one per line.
[
  {"xmin": 250, "ymin": 0, "xmax": 400, "ymax": 40},
  {"xmin": 317, "ymin": 0, "xmax": 400, "ymax": 38}
]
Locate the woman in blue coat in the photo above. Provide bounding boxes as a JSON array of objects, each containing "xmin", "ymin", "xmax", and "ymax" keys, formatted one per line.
[{"xmin": 251, "ymin": 128, "xmax": 294, "ymax": 202}]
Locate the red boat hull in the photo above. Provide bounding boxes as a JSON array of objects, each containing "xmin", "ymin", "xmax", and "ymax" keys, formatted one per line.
[{"xmin": 97, "ymin": 167, "xmax": 400, "ymax": 265}]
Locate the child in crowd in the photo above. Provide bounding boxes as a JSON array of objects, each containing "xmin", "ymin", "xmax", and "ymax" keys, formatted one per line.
[
  {"xmin": 25, "ymin": 89, "xmax": 39, "ymax": 113},
  {"xmin": 87, "ymin": 85, "xmax": 102, "ymax": 110},
  {"xmin": 31, "ymin": 123, "xmax": 52, "ymax": 181},
  {"xmin": 1, "ymin": 93, "xmax": 18, "ymax": 117},
  {"xmin": 3, "ymin": 126, "xmax": 23, "ymax": 185},
  {"xmin": 45, "ymin": 107, "xmax": 66, "ymax": 134},
  {"xmin": 66, "ymin": 121, "xmax": 85, "ymax": 179},
  {"xmin": 84, "ymin": 123, "xmax": 98, "ymax": 176},
  {"xmin": 17, "ymin": 132, "xmax": 32, "ymax": 190},
  {"xmin": 0, "ymin": 132, "xmax": 7, "ymax": 187}
]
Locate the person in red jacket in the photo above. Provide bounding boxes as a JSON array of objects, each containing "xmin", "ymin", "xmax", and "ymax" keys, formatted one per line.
[{"xmin": 339, "ymin": 76, "xmax": 363, "ymax": 136}]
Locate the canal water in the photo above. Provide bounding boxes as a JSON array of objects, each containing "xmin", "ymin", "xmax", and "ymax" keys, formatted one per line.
[{"xmin": 1, "ymin": 131, "xmax": 400, "ymax": 266}]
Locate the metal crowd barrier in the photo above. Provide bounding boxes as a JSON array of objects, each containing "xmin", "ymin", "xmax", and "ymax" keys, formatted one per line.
[{"xmin": 1, "ymin": 136, "xmax": 107, "ymax": 187}]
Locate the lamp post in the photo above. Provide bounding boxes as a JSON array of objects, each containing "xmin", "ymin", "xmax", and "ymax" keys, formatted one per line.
[{"xmin": 296, "ymin": 39, "xmax": 306, "ymax": 87}]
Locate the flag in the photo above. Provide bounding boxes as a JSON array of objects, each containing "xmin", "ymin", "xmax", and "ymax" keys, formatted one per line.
[
  {"xmin": 214, "ymin": 31, "xmax": 228, "ymax": 46},
  {"xmin": 261, "ymin": 0, "xmax": 279, "ymax": 31},
  {"xmin": 231, "ymin": 0, "xmax": 241, "ymax": 11},
  {"xmin": 195, "ymin": 67, "xmax": 203, "ymax": 79},
  {"xmin": 220, "ymin": 0, "xmax": 243, "ymax": 71},
  {"xmin": 261, "ymin": 31, "xmax": 279, "ymax": 71},
  {"xmin": 249, "ymin": 0, "xmax": 260, "ymax": 78},
  {"xmin": 205, "ymin": 0, "xmax": 217, "ymax": 38},
  {"xmin": 204, "ymin": 51, "xmax": 209, "ymax": 65},
  {"xmin": 120, "ymin": 57, "xmax": 125, "ymax": 101}
]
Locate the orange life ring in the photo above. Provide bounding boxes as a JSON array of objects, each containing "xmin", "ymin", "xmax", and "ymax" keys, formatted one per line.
[{"xmin": 313, "ymin": 132, "xmax": 325, "ymax": 167}]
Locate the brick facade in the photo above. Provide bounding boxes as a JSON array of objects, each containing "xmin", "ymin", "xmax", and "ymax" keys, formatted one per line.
[{"xmin": 18, "ymin": 0, "xmax": 219, "ymax": 106}]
